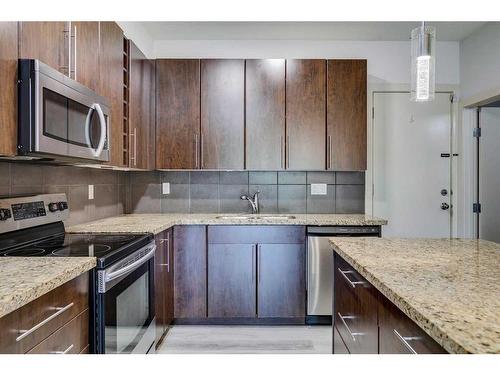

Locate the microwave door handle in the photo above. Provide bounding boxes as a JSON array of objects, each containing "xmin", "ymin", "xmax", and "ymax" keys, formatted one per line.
[{"xmin": 84, "ymin": 103, "xmax": 107, "ymax": 158}]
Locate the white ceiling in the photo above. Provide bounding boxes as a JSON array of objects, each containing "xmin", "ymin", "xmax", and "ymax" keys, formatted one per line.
[{"xmin": 141, "ymin": 22, "xmax": 486, "ymax": 41}]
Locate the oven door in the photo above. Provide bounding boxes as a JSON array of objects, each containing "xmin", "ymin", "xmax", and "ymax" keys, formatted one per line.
[{"xmin": 96, "ymin": 242, "xmax": 156, "ymax": 354}]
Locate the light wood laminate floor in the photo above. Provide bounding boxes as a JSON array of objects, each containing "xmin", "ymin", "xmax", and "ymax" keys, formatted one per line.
[{"xmin": 157, "ymin": 325, "xmax": 332, "ymax": 354}]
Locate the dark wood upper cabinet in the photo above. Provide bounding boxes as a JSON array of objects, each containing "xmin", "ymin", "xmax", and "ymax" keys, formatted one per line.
[
  {"xmin": 245, "ymin": 59, "xmax": 286, "ymax": 170},
  {"xmin": 201, "ymin": 59, "xmax": 245, "ymax": 169},
  {"xmin": 19, "ymin": 22, "xmax": 68, "ymax": 75},
  {"xmin": 156, "ymin": 59, "xmax": 200, "ymax": 169},
  {"xmin": 71, "ymin": 22, "xmax": 99, "ymax": 92},
  {"xmin": 0, "ymin": 22, "xmax": 18, "ymax": 157},
  {"xmin": 208, "ymin": 243, "xmax": 256, "ymax": 318},
  {"xmin": 286, "ymin": 59, "xmax": 326, "ymax": 170},
  {"xmin": 98, "ymin": 22, "xmax": 124, "ymax": 167},
  {"xmin": 129, "ymin": 41, "xmax": 155, "ymax": 170},
  {"xmin": 327, "ymin": 60, "xmax": 367, "ymax": 170},
  {"xmin": 257, "ymin": 243, "xmax": 305, "ymax": 318},
  {"xmin": 173, "ymin": 226, "xmax": 207, "ymax": 319}
]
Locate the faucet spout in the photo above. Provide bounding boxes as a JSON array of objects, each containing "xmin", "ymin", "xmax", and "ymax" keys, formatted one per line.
[{"xmin": 240, "ymin": 191, "xmax": 260, "ymax": 214}]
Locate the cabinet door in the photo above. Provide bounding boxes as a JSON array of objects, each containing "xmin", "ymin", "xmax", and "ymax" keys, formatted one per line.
[
  {"xmin": 19, "ymin": 22, "xmax": 68, "ymax": 75},
  {"xmin": 286, "ymin": 59, "xmax": 326, "ymax": 170},
  {"xmin": 327, "ymin": 60, "xmax": 367, "ymax": 170},
  {"xmin": 201, "ymin": 59, "xmax": 244, "ymax": 169},
  {"xmin": 99, "ymin": 22, "xmax": 124, "ymax": 167},
  {"xmin": 173, "ymin": 226, "xmax": 207, "ymax": 319},
  {"xmin": 245, "ymin": 59, "xmax": 286, "ymax": 170},
  {"xmin": 154, "ymin": 231, "xmax": 167, "ymax": 345},
  {"xmin": 71, "ymin": 22, "xmax": 100, "ymax": 91},
  {"xmin": 156, "ymin": 59, "xmax": 200, "ymax": 169},
  {"xmin": 0, "ymin": 22, "xmax": 18, "ymax": 157},
  {"xmin": 257, "ymin": 243, "xmax": 305, "ymax": 318},
  {"xmin": 208, "ymin": 244, "xmax": 256, "ymax": 318},
  {"xmin": 129, "ymin": 41, "xmax": 155, "ymax": 169}
]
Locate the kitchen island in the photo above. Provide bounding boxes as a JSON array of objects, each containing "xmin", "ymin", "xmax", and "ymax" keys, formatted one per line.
[{"xmin": 330, "ymin": 238, "xmax": 500, "ymax": 354}]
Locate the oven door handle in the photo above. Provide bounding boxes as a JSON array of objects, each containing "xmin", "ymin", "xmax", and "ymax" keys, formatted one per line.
[
  {"xmin": 103, "ymin": 243, "xmax": 156, "ymax": 285},
  {"xmin": 85, "ymin": 103, "xmax": 107, "ymax": 158}
]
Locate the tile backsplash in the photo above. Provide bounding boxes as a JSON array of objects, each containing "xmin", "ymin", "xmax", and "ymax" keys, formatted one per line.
[
  {"xmin": 1, "ymin": 163, "xmax": 365, "ymax": 225},
  {"xmin": 0, "ymin": 162, "xmax": 128, "ymax": 226},
  {"xmin": 130, "ymin": 171, "xmax": 365, "ymax": 214}
]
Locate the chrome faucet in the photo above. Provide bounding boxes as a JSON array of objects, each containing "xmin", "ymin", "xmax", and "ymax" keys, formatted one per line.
[{"xmin": 240, "ymin": 190, "xmax": 260, "ymax": 214}]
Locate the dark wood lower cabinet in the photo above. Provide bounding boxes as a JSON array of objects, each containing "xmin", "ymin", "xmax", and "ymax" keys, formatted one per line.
[
  {"xmin": 155, "ymin": 228, "xmax": 173, "ymax": 348},
  {"xmin": 333, "ymin": 252, "xmax": 448, "ymax": 354},
  {"xmin": 208, "ymin": 243, "xmax": 256, "ymax": 318},
  {"xmin": 173, "ymin": 226, "xmax": 207, "ymax": 319},
  {"xmin": 378, "ymin": 295, "xmax": 447, "ymax": 354},
  {"xmin": 0, "ymin": 272, "xmax": 89, "ymax": 354},
  {"xmin": 257, "ymin": 243, "xmax": 305, "ymax": 318}
]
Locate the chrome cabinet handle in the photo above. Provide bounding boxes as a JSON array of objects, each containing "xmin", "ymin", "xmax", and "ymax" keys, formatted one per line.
[
  {"xmin": 337, "ymin": 312, "xmax": 363, "ymax": 342},
  {"xmin": 133, "ymin": 127, "xmax": 137, "ymax": 166},
  {"xmin": 252, "ymin": 245, "xmax": 256, "ymax": 283},
  {"xmin": 50, "ymin": 344, "xmax": 74, "ymax": 354},
  {"xmin": 328, "ymin": 135, "xmax": 332, "ymax": 169},
  {"xmin": 166, "ymin": 234, "xmax": 170, "ymax": 273},
  {"xmin": 200, "ymin": 134, "xmax": 204, "ymax": 169},
  {"xmin": 393, "ymin": 329, "xmax": 419, "ymax": 354},
  {"xmin": 338, "ymin": 268, "xmax": 365, "ymax": 288},
  {"xmin": 286, "ymin": 135, "xmax": 290, "ymax": 169},
  {"xmin": 73, "ymin": 24, "xmax": 77, "ymax": 80},
  {"xmin": 129, "ymin": 128, "xmax": 136, "ymax": 165},
  {"xmin": 60, "ymin": 23, "xmax": 71, "ymax": 75},
  {"xmin": 194, "ymin": 134, "xmax": 199, "ymax": 169},
  {"xmin": 16, "ymin": 302, "xmax": 74, "ymax": 342},
  {"xmin": 257, "ymin": 244, "xmax": 261, "ymax": 284},
  {"xmin": 280, "ymin": 135, "xmax": 284, "ymax": 169}
]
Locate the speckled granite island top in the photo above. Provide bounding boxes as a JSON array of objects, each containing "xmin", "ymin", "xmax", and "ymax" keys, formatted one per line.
[
  {"xmin": 66, "ymin": 213, "xmax": 387, "ymax": 235},
  {"xmin": 0, "ymin": 257, "xmax": 96, "ymax": 318},
  {"xmin": 329, "ymin": 238, "xmax": 500, "ymax": 354}
]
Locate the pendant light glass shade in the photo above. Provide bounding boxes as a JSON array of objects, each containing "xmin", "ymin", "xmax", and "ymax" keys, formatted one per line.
[{"xmin": 410, "ymin": 24, "xmax": 436, "ymax": 102}]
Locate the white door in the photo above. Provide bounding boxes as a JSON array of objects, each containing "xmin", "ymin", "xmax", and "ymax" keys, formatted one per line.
[
  {"xmin": 478, "ymin": 107, "xmax": 500, "ymax": 243},
  {"xmin": 373, "ymin": 92, "xmax": 452, "ymax": 238}
]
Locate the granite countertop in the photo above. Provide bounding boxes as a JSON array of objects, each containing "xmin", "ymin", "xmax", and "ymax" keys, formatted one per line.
[
  {"xmin": 329, "ymin": 238, "xmax": 500, "ymax": 354},
  {"xmin": 0, "ymin": 257, "xmax": 96, "ymax": 319},
  {"xmin": 66, "ymin": 213, "xmax": 387, "ymax": 235}
]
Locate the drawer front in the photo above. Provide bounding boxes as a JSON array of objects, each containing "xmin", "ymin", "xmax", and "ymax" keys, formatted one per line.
[
  {"xmin": 0, "ymin": 272, "xmax": 89, "ymax": 353},
  {"xmin": 379, "ymin": 296, "xmax": 447, "ymax": 354},
  {"xmin": 28, "ymin": 309, "xmax": 89, "ymax": 354},
  {"xmin": 333, "ymin": 326, "xmax": 350, "ymax": 354},
  {"xmin": 208, "ymin": 225, "xmax": 305, "ymax": 244},
  {"xmin": 334, "ymin": 254, "xmax": 378, "ymax": 354}
]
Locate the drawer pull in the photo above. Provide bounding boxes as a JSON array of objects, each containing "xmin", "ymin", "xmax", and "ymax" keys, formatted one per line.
[
  {"xmin": 393, "ymin": 329, "xmax": 419, "ymax": 354},
  {"xmin": 337, "ymin": 312, "xmax": 364, "ymax": 342},
  {"xmin": 50, "ymin": 344, "xmax": 74, "ymax": 354},
  {"xmin": 16, "ymin": 302, "xmax": 74, "ymax": 342},
  {"xmin": 338, "ymin": 268, "xmax": 365, "ymax": 288}
]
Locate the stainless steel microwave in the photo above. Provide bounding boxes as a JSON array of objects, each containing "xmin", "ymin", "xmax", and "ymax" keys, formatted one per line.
[{"xmin": 18, "ymin": 59, "xmax": 110, "ymax": 163}]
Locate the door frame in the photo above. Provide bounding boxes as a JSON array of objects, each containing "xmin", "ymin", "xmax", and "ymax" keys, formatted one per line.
[
  {"xmin": 367, "ymin": 83, "xmax": 459, "ymax": 237},
  {"xmin": 462, "ymin": 87, "xmax": 500, "ymax": 239}
]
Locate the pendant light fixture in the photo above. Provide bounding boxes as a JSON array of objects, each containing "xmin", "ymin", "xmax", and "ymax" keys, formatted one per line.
[{"xmin": 410, "ymin": 22, "xmax": 436, "ymax": 102}]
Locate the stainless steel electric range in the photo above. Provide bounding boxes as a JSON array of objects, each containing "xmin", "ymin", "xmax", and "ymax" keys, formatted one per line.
[{"xmin": 0, "ymin": 194, "xmax": 156, "ymax": 354}]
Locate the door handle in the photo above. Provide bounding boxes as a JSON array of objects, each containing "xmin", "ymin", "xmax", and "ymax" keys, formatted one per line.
[{"xmin": 85, "ymin": 103, "xmax": 107, "ymax": 158}]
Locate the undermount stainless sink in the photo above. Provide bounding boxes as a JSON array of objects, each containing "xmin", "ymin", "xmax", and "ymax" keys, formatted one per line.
[{"xmin": 215, "ymin": 215, "xmax": 296, "ymax": 220}]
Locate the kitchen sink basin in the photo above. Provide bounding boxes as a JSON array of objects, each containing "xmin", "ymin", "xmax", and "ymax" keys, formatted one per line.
[{"xmin": 215, "ymin": 215, "xmax": 296, "ymax": 220}]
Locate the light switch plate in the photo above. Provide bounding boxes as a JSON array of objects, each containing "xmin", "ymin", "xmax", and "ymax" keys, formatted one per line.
[
  {"xmin": 88, "ymin": 184, "xmax": 94, "ymax": 200},
  {"xmin": 162, "ymin": 182, "xmax": 170, "ymax": 195},
  {"xmin": 311, "ymin": 183, "xmax": 327, "ymax": 195}
]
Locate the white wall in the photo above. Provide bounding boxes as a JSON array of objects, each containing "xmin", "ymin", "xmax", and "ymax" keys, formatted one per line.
[
  {"xmin": 460, "ymin": 22, "xmax": 500, "ymax": 102},
  {"xmin": 154, "ymin": 40, "xmax": 460, "ymax": 85}
]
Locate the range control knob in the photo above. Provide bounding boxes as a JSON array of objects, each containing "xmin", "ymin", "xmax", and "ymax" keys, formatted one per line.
[
  {"xmin": 0, "ymin": 208, "xmax": 12, "ymax": 221},
  {"xmin": 57, "ymin": 201, "xmax": 68, "ymax": 211},
  {"xmin": 48, "ymin": 202, "xmax": 59, "ymax": 212}
]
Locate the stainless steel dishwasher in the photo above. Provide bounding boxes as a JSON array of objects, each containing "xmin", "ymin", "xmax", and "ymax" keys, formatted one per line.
[{"xmin": 306, "ymin": 226, "xmax": 381, "ymax": 324}]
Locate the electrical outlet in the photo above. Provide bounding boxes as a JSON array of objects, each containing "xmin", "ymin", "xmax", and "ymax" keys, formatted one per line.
[
  {"xmin": 162, "ymin": 182, "xmax": 170, "ymax": 195},
  {"xmin": 311, "ymin": 183, "xmax": 327, "ymax": 195},
  {"xmin": 88, "ymin": 184, "xmax": 94, "ymax": 200}
]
